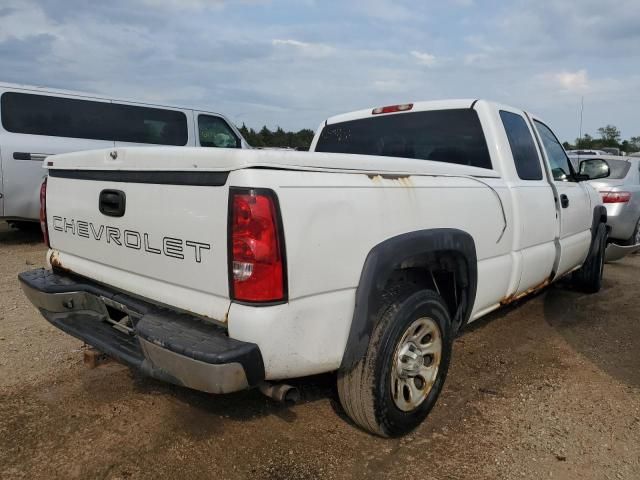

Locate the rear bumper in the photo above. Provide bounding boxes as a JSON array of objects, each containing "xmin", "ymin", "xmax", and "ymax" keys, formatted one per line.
[
  {"xmin": 605, "ymin": 203, "xmax": 638, "ymax": 241},
  {"xmin": 18, "ymin": 268, "xmax": 265, "ymax": 394}
]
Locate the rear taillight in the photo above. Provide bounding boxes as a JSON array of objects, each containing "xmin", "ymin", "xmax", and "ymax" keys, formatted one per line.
[
  {"xmin": 229, "ymin": 189, "xmax": 286, "ymax": 303},
  {"xmin": 601, "ymin": 191, "xmax": 631, "ymax": 204},
  {"xmin": 39, "ymin": 178, "xmax": 50, "ymax": 247},
  {"xmin": 372, "ymin": 103, "xmax": 413, "ymax": 115}
]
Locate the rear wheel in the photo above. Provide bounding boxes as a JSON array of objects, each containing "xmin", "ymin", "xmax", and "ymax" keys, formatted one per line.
[
  {"xmin": 573, "ymin": 224, "xmax": 607, "ymax": 293},
  {"xmin": 337, "ymin": 285, "xmax": 453, "ymax": 437}
]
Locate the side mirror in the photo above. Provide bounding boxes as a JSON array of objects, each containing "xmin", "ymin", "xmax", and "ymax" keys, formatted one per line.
[
  {"xmin": 552, "ymin": 167, "xmax": 568, "ymax": 181},
  {"xmin": 579, "ymin": 158, "xmax": 610, "ymax": 180}
]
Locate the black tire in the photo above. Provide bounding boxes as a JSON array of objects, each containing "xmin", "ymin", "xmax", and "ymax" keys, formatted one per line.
[
  {"xmin": 573, "ymin": 223, "xmax": 607, "ymax": 293},
  {"xmin": 337, "ymin": 285, "xmax": 453, "ymax": 437},
  {"xmin": 8, "ymin": 220, "xmax": 40, "ymax": 232}
]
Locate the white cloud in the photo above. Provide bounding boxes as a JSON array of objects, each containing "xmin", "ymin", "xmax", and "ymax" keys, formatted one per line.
[
  {"xmin": 546, "ymin": 69, "xmax": 590, "ymax": 93},
  {"xmin": 0, "ymin": 1, "xmax": 53, "ymax": 42},
  {"xmin": 272, "ymin": 39, "xmax": 311, "ymax": 48},
  {"xmin": 410, "ymin": 50, "xmax": 436, "ymax": 66},
  {"xmin": 272, "ymin": 38, "xmax": 334, "ymax": 57}
]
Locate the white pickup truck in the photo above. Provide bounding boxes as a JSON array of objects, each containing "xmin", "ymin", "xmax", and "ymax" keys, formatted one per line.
[{"xmin": 20, "ymin": 99, "xmax": 607, "ymax": 437}]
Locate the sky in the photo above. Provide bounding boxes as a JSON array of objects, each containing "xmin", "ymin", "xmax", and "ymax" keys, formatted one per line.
[{"xmin": 1, "ymin": 0, "xmax": 639, "ymax": 142}]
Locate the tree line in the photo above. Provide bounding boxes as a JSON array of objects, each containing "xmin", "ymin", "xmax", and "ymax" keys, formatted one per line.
[
  {"xmin": 238, "ymin": 124, "xmax": 315, "ymax": 150},
  {"xmin": 563, "ymin": 125, "xmax": 640, "ymax": 154}
]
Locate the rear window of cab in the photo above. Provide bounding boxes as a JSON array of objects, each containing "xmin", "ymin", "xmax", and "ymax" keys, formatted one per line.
[{"xmin": 315, "ymin": 109, "xmax": 492, "ymax": 169}]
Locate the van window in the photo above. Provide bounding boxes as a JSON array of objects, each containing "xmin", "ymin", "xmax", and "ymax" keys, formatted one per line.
[
  {"xmin": 1, "ymin": 92, "xmax": 111, "ymax": 140},
  {"xmin": 1, "ymin": 92, "xmax": 188, "ymax": 146},
  {"xmin": 500, "ymin": 111, "xmax": 543, "ymax": 180},
  {"xmin": 315, "ymin": 109, "xmax": 492, "ymax": 169},
  {"xmin": 111, "ymin": 103, "xmax": 188, "ymax": 145},
  {"xmin": 198, "ymin": 115, "xmax": 240, "ymax": 148}
]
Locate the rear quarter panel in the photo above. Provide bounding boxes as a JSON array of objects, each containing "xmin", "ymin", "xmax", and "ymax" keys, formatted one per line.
[{"xmin": 227, "ymin": 168, "xmax": 514, "ymax": 379}]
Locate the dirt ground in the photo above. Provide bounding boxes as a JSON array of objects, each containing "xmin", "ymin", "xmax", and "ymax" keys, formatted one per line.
[{"xmin": 0, "ymin": 220, "xmax": 638, "ymax": 480}]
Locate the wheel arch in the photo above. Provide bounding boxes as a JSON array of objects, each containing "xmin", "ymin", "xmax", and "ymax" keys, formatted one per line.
[
  {"xmin": 592, "ymin": 204, "xmax": 607, "ymax": 237},
  {"xmin": 340, "ymin": 228, "xmax": 478, "ymax": 371}
]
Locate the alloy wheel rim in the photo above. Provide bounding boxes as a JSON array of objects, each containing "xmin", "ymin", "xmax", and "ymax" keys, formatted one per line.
[{"xmin": 391, "ymin": 317, "xmax": 442, "ymax": 412}]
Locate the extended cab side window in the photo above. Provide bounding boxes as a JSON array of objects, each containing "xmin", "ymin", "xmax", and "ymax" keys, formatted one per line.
[
  {"xmin": 198, "ymin": 115, "xmax": 240, "ymax": 148},
  {"xmin": 533, "ymin": 120, "xmax": 575, "ymax": 182},
  {"xmin": 500, "ymin": 111, "xmax": 543, "ymax": 180}
]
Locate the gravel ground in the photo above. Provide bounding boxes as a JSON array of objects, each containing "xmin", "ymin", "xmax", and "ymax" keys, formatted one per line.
[{"xmin": 0, "ymin": 220, "xmax": 638, "ymax": 480}]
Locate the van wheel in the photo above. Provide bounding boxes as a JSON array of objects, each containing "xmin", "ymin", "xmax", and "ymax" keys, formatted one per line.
[
  {"xmin": 337, "ymin": 285, "xmax": 453, "ymax": 437},
  {"xmin": 573, "ymin": 224, "xmax": 607, "ymax": 293}
]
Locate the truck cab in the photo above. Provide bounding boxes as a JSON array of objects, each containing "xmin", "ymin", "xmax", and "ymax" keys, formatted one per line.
[{"xmin": 311, "ymin": 100, "xmax": 603, "ymax": 305}]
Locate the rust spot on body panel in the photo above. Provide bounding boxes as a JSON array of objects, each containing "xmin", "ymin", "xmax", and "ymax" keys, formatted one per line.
[
  {"xmin": 49, "ymin": 250, "xmax": 62, "ymax": 269},
  {"xmin": 49, "ymin": 250, "xmax": 72, "ymax": 274},
  {"xmin": 366, "ymin": 173, "xmax": 413, "ymax": 187},
  {"xmin": 500, "ymin": 277, "xmax": 551, "ymax": 306}
]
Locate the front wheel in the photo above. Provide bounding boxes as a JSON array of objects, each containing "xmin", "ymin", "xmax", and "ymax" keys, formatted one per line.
[
  {"xmin": 337, "ymin": 285, "xmax": 453, "ymax": 437},
  {"xmin": 573, "ymin": 224, "xmax": 607, "ymax": 293}
]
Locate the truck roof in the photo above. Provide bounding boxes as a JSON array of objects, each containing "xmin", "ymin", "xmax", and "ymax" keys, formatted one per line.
[
  {"xmin": 323, "ymin": 99, "xmax": 533, "ymax": 126},
  {"xmin": 324, "ymin": 99, "xmax": 478, "ymax": 125}
]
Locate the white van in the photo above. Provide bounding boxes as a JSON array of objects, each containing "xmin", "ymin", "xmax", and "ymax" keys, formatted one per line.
[{"xmin": 0, "ymin": 82, "xmax": 249, "ymax": 226}]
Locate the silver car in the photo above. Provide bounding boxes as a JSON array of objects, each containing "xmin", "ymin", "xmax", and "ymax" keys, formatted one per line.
[{"xmin": 572, "ymin": 155, "xmax": 640, "ymax": 245}]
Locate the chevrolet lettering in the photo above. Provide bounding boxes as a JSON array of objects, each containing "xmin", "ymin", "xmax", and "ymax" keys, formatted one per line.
[{"xmin": 51, "ymin": 216, "xmax": 211, "ymax": 262}]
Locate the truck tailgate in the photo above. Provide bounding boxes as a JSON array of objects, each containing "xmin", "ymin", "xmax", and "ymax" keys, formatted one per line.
[{"xmin": 46, "ymin": 169, "xmax": 230, "ymax": 321}]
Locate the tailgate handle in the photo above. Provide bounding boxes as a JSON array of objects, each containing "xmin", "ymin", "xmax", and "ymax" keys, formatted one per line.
[
  {"xmin": 99, "ymin": 190, "xmax": 126, "ymax": 217},
  {"xmin": 13, "ymin": 152, "xmax": 51, "ymax": 161}
]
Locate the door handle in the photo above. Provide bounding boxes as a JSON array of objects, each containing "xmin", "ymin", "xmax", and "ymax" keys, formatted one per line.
[
  {"xmin": 560, "ymin": 194, "xmax": 569, "ymax": 208},
  {"xmin": 99, "ymin": 189, "xmax": 126, "ymax": 217}
]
